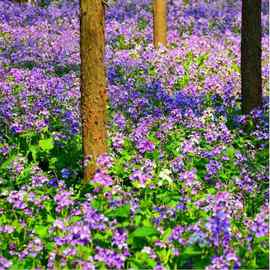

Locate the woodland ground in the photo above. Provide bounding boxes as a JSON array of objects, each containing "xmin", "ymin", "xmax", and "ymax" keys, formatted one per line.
[{"xmin": 0, "ymin": 0, "xmax": 269, "ymax": 269}]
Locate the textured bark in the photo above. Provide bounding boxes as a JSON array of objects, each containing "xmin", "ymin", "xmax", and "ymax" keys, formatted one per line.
[
  {"xmin": 241, "ymin": 0, "xmax": 262, "ymax": 114},
  {"xmin": 14, "ymin": 0, "xmax": 36, "ymax": 4},
  {"xmin": 14, "ymin": 0, "xmax": 29, "ymax": 2},
  {"xmin": 153, "ymin": 0, "xmax": 167, "ymax": 47},
  {"xmin": 80, "ymin": 0, "xmax": 107, "ymax": 182}
]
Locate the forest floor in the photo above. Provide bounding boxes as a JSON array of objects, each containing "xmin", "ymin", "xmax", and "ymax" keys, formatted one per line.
[{"xmin": 0, "ymin": 0, "xmax": 269, "ymax": 269}]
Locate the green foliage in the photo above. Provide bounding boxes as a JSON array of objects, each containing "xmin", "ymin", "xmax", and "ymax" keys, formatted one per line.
[
  {"xmin": 137, "ymin": 18, "xmax": 148, "ymax": 31},
  {"xmin": 39, "ymin": 137, "xmax": 54, "ymax": 152},
  {"xmin": 107, "ymin": 204, "xmax": 130, "ymax": 218},
  {"xmin": 130, "ymin": 226, "xmax": 159, "ymax": 238}
]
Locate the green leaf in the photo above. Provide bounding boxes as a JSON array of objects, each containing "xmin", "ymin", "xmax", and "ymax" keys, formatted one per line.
[
  {"xmin": 46, "ymin": 242, "xmax": 54, "ymax": 252},
  {"xmin": 232, "ymin": 63, "xmax": 240, "ymax": 73},
  {"xmin": 248, "ymin": 257, "xmax": 257, "ymax": 269},
  {"xmin": 131, "ymin": 226, "xmax": 159, "ymax": 238},
  {"xmin": 39, "ymin": 138, "xmax": 54, "ymax": 152},
  {"xmin": 226, "ymin": 146, "xmax": 235, "ymax": 159},
  {"xmin": 138, "ymin": 18, "xmax": 148, "ymax": 31},
  {"xmin": 70, "ymin": 216, "xmax": 81, "ymax": 223},
  {"xmin": 47, "ymin": 215, "xmax": 55, "ymax": 223},
  {"xmin": 207, "ymin": 187, "xmax": 216, "ymax": 194},
  {"xmin": 162, "ymin": 228, "xmax": 172, "ymax": 241},
  {"xmin": 76, "ymin": 245, "xmax": 92, "ymax": 257},
  {"xmin": 134, "ymin": 215, "xmax": 142, "ymax": 226},
  {"xmin": 35, "ymin": 225, "xmax": 48, "ymax": 238},
  {"xmin": 108, "ymin": 204, "xmax": 130, "ymax": 218},
  {"xmin": 12, "ymin": 220, "xmax": 23, "ymax": 233},
  {"xmin": 29, "ymin": 145, "xmax": 38, "ymax": 161},
  {"xmin": 182, "ymin": 246, "xmax": 202, "ymax": 256},
  {"xmin": 135, "ymin": 252, "xmax": 156, "ymax": 268},
  {"xmin": 0, "ymin": 155, "xmax": 16, "ymax": 170}
]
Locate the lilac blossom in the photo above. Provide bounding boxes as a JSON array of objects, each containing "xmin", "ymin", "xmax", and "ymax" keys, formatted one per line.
[
  {"xmin": 54, "ymin": 190, "xmax": 74, "ymax": 213},
  {"xmin": 112, "ymin": 229, "xmax": 128, "ymax": 249},
  {"xmin": 94, "ymin": 247, "xmax": 126, "ymax": 269},
  {"xmin": 0, "ymin": 256, "xmax": 12, "ymax": 269},
  {"xmin": 93, "ymin": 170, "xmax": 113, "ymax": 186},
  {"xmin": 0, "ymin": 0, "xmax": 268, "ymax": 269}
]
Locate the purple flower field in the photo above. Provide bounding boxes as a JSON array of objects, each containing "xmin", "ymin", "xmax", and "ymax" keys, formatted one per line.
[{"xmin": 0, "ymin": 0, "xmax": 269, "ymax": 269}]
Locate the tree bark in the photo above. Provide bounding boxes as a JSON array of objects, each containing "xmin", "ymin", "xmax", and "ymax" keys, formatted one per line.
[
  {"xmin": 241, "ymin": 0, "xmax": 262, "ymax": 114},
  {"xmin": 153, "ymin": 0, "xmax": 167, "ymax": 48},
  {"xmin": 80, "ymin": 0, "xmax": 107, "ymax": 183},
  {"xmin": 14, "ymin": 0, "xmax": 35, "ymax": 3}
]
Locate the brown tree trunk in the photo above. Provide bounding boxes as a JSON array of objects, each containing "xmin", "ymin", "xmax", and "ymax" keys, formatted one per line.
[
  {"xmin": 153, "ymin": 0, "xmax": 167, "ymax": 48},
  {"xmin": 241, "ymin": 0, "xmax": 262, "ymax": 114},
  {"xmin": 14, "ymin": 0, "xmax": 31, "ymax": 3},
  {"xmin": 80, "ymin": 0, "xmax": 107, "ymax": 183}
]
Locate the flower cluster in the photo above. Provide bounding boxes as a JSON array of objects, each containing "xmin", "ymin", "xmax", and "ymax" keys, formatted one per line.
[{"xmin": 0, "ymin": 0, "xmax": 268, "ymax": 269}]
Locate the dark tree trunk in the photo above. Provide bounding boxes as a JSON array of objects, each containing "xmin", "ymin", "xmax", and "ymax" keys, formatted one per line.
[
  {"xmin": 241, "ymin": 0, "xmax": 262, "ymax": 114},
  {"xmin": 80, "ymin": 0, "xmax": 107, "ymax": 183}
]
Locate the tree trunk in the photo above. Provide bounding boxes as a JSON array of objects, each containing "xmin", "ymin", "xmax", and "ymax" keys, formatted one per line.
[
  {"xmin": 80, "ymin": 0, "xmax": 107, "ymax": 183},
  {"xmin": 241, "ymin": 0, "xmax": 262, "ymax": 114},
  {"xmin": 14, "ymin": 0, "xmax": 35, "ymax": 3},
  {"xmin": 153, "ymin": 0, "xmax": 167, "ymax": 48}
]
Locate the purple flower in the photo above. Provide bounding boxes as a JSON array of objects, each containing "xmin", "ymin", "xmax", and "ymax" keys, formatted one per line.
[
  {"xmin": 206, "ymin": 160, "xmax": 221, "ymax": 176},
  {"xmin": 179, "ymin": 169, "xmax": 197, "ymax": 186},
  {"xmin": 81, "ymin": 202, "xmax": 108, "ymax": 231},
  {"xmin": 206, "ymin": 251, "xmax": 240, "ymax": 270},
  {"xmin": 48, "ymin": 177, "xmax": 58, "ymax": 187},
  {"xmin": 182, "ymin": 140, "xmax": 196, "ymax": 154},
  {"xmin": 94, "ymin": 247, "xmax": 126, "ymax": 269},
  {"xmin": 141, "ymin": 246, "xmax": 157, "ymax": 259},
  {"xmin": 113, "ymin": 112, "xmax": 126, "ymax": 129},
  {"xmin": 97, "ymin": 154, "xmax": 113, "ymax": 169},
  {"xmin": 19, "ymin": 238, "xmax": 43, "ymax": 259},
  {"xmin": 74, "ymin": 259, "xmax": 95, "ymax": 270},
  {"xmin": 171, "ymin": 157, "xmax": 184, "ymax": 173},
  {"xmin": 137, "ymin": 139, "xmax": 155, "ymax": 154},
  {"xmin": 32, "ymin": 174, "xmax": 49, "ymax": 187},
  {"xmin": 130, "ymin": 169, "xmax": 150, "ymax": 186},
  {"xmin": 169, "ymin": 226, "xmax": 185, "ymax": 244},
  {"xmin": 0, "ymin": 256, "xmax": 12, "ymax": 269},
  {"xmin": 205, "ymin": 211, "xmax": 231, "ymax": 248},
  {"xmin": 69, "ymin": 224, "xmax": 91, "ymax": 244},
  {"xmin": 154, "ymin": 265, "xmax": 166, "ymax": 270},
  {"xmin": 52, "ymin": 219, "xmax": 65, "ymax": 231},
  {"xmin": 112, "ymin": 229, "xmax": 128, "ymax": 249},
  {"xmin": 93, "ymin": 170, "xmax": 113, "ymax": 186},
  {"xmin": 112, "ymin": 133, "xmax": 125, "ymax": 151},
  {"xmin": 54, "ymin": 190, "xmax": 74, "ymax": 213},
  {"xmin": 61, "ymin": 168, "xmax": 70, "ymax": 179},
  {"xmin": 0, "ymin": 225, "xmax": 14, "ymax": 234},
  {"xmin": 246, "ymin": 204, "xmax": 269, "ymax": 238},
  {"xmin": 7, "ymin": 190, "xmax": 29, "ymax": 213},
  {"xmin": 0, "ymin": 144, "xmax": 9, "ymax": 156}
]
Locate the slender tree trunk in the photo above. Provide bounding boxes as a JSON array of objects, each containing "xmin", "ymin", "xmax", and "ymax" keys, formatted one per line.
[
  {"xmin": 153, "ymin": 0, "xmax": 167, "ymax": 47},
  {"xmin": 241, "ymin": 0, "xmax": 262, "ymax": 114},
  {"xmin": 80, "ymin": 0, "xmax": 107, "ymax": 182},
  {"xmin": 14, "ymin": 0, "xmax": 34, "ymax": 3}
]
